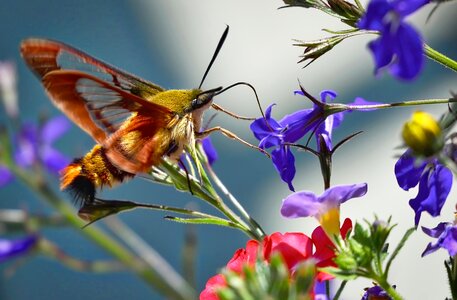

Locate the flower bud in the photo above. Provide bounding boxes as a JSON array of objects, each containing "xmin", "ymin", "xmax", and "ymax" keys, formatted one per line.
[
  {"xmin": 327, "ymin": 0, "xmax": 362, "ymax": 21},
  {"xmin": 402, "ymin": 111, "xmax": 443, "ymax": 157}
]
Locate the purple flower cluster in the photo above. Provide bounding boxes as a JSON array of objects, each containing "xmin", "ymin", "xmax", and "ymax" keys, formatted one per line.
[
  {"xmin": 358, "ymin": 0, "xmax": 430, "ymax": 80},
  {"xmin": 0, "ymin": 116, "xmax": 70, "ymax": 187}
]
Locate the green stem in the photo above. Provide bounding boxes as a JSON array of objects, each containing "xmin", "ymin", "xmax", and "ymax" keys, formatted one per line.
[
  {"xmin": 39, "ymin": 239, "xmax": 124, "ymax": 273},
  {"xmin": 452, "ymin": 256, "xmax": 457, "ymax": 300},
  {"xmin": 345, "ymin": 98, "xmax": 454, "ymax": 111},
  {"xmin": 159, "ymin": 157, "xmax": 259, "ymax": 240},
  {"xmin": 12, "ymin": 166, "xmax": 194, "ymax": 300},
  {"xmin": 104, "ymin": 217, "xmax": 196, "ymax": 298},
  {"xmin": 424, "ymin": 43, "xmax": 457, "ymax": 73},
  {"xmin": 333, "ymin": 281, "xmax": 347, "ymax": 300},
  {"xmin": 214, "ymin": 200, "xmax": 260, "ymax": 240},
  {"xmin": 377, "ymin": 278, "xmax": 403, "ymax": 300},
  {"xmin": 206, "ymin": 164, "xmax": 266, "ymax": 240}
]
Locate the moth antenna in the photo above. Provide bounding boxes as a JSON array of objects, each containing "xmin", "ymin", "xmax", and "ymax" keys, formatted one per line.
[
  {"xmin": 198, "ymin": 25, "xmax": 229, "ymax": 89},
  {"xmin": 215, "ymin": 82, "xmax": 268, "ymax": 126}
]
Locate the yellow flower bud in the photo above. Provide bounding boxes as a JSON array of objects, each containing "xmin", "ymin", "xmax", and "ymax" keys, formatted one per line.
[{"xmin": 402, "ymin": 111, "xmax": 443, "ymax": 157}]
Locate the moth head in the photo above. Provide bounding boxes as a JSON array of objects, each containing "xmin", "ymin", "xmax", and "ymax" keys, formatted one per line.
[{"xmin": 191, "ymin": 86, "xmax": 223, "ymax": 111}]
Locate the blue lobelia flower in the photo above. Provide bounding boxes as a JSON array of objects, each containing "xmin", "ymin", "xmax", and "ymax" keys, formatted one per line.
[
  {"xmin": 314, "ymin": 280, "xmax": 329, "ymax": 300},
  {"xmin": 361, "ymin": 285, "xmax": 392, "ymax": 300},
  {"xmin": 0, "ymin": 235, "xmax": 38, "ymax": 262},
  {"xmin": 250, "ymin": 90, "xmax": 339, "ymax": 191},
  {"xmin": 394, "ymin": 150, "xmax": 452, "ymax": 226},
  {"xmin": 201, "ymin": 137, "xmax": 218, "ymax": 165},
  {"xmin": 422, "ymin": 222, "xmax": 457, "ymax": 257},
  {"xmin": 358, "ymin": 0, "xmax": 430, "ymax": 80},
  {"xmin": 281, "ymin": 183, "xmax": 367, "ymax": 237},
  {"xmin": 0, "ymin": 115, "xmax": 70, "ymax": 187},
  {"xmin": 0, "ymin": 165, "xmax": 14, "ymax": 186}
]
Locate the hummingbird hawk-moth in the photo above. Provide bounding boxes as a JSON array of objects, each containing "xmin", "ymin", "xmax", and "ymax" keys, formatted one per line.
[{"xmin": 21, "ymin": 26, "xmax": 264, "ymax": 205}]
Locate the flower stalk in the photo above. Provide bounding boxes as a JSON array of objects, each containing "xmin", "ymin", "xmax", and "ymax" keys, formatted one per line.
[{"xmin": 424, "ymin": 43, "xmax": 457, "ymax": 73}]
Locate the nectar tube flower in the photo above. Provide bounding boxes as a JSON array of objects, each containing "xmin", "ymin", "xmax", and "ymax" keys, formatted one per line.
[
  {"xmin": 250, "ymin": 103, "xmax": 322, "ymax": 191},
  {"xmin": 421, "ymin": 222, "xmax": 457, "ymax": 257},
  {"xmin": 250, "ymin": 89, "xmax": 343, "ymax": 190},
  {"xmin": 281, "ymin": 183, "xmax": 367, "ymax": 238},
  {"xmin": 358, "ymin": 0, "xmax": 430, "ymax": 80}
]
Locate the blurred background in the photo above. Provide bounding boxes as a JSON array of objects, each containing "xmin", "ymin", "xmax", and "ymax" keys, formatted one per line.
[{"xmin": 0, "ymin": 0, "xmax": 456, "ymax": 299}]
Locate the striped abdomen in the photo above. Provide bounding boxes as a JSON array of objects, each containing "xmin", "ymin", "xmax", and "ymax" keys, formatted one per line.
[{"xmin": 60, "ymin": 145, "xmax": 133, "ymax": 203}]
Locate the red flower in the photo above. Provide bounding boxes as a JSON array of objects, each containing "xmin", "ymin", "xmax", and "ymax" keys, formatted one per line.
[
  {"xmin": 313, "ymin": 218, "xmax": 352, "ymax": 281},
  {"xmin": 200, "ymin": 219, "xmax": 352, "ymax": 300}
]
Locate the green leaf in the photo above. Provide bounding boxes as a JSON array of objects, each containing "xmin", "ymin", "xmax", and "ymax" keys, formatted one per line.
[
  {"xmin": 165, "ymin": 216, "xmax": 244, "ymax": 230},
  {"xmin": 385, "ymin": 227, "xmax": 415, "ymax": 276}
]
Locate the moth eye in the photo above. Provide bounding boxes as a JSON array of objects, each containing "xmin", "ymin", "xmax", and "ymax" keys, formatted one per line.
[{"xmin": 191, "ymin": 93, "xmax": 213, "ymax": 110}]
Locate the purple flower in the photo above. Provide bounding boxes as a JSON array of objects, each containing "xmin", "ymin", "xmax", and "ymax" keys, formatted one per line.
[
  {"xmin": 250, "ymin": 90, "xmax": 337, "ymax": 190},
  {"xmin": 0, "ymin": 235, "xmax": 38, "ymax": 262},
  {"xmin": 17, "ymin": 115, "xmax": 70, "ymax": 173},
  {"xmin": 394, "ymin": 151, "xmax": 452, "ymax": 226},
  {"xmin": 281, "ymin": 183, "xmax": 367, "ymax": 218},
  {"xmin": 201, "ymin": 137, "xmax": 218, "ymax": 165},
  {"xmin": 307, "ymin": 90, "xmax": 341, "ymax": 151},
  {"xmin": 361, "ymin": 285, "xmax": 392, "ymax": 300},
  {"xmin": 394, "ymin": 150, "xmax": 427, "ymax": 191},
  {"xmin": 358, "ymin": 0, "xmax": 430, "ymax": 80},
  {"xmin": 0, "ymin": 116, "xmax": 70, "ymax": 188},
  {"xmin": 422, "ymin": 222, "xmax": 457, "ymax": 257},
  {"xmin": 0, "ymin": 165, "xmax": 14, "ymax": 187},
  {"xmin": 314, "ymin": 280, "xmax": 329, "ymax": 300},
  {"xmin": 281, "ymin": 183, "xmax": 367, "ymax": 237},
  {"xmin": 251, "ymin": 89, "xmax": 381, "ymax": 191}
]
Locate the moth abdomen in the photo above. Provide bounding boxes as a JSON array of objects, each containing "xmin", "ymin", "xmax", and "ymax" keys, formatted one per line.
[{"xmin": 60, "ymin": 144, "xmax": 133, "ymax": 205}]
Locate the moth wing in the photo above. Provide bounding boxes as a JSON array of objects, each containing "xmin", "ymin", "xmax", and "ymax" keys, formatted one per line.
[
  {"xmin": 20, "ymin": 38, "xmax": 164, "ymax": 99},
  {"xmin": 42, "ymin": 70, "xmax": 175, "ymax": 173}
]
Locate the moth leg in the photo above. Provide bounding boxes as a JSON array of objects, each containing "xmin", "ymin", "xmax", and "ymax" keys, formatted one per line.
[
  {"xmin": 211, "ymin": 103, "xmax": 255, "ymax": 120},
  {"xmin": 196, "ymin": 127, "xmax": 270, "ymax": 158}
]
